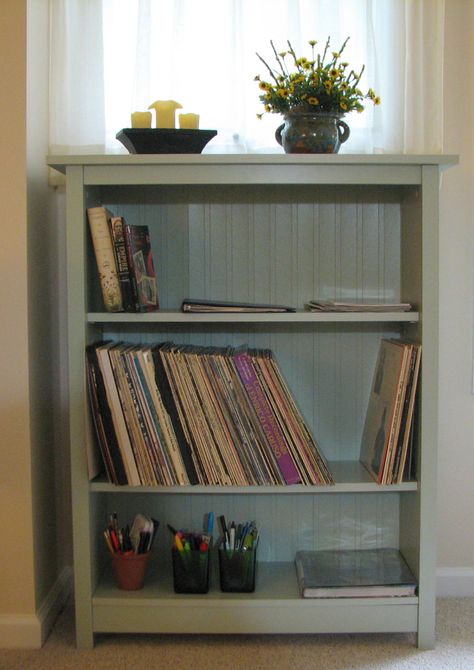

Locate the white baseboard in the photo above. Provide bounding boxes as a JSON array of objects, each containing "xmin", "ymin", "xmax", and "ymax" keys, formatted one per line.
[
  {"xmin": 0, "ymin": 565, "xmax": 73, "ymax": 649},
  {"xmin": 437, "ymin": 567, "xmax": 474, "ymax": 597}
]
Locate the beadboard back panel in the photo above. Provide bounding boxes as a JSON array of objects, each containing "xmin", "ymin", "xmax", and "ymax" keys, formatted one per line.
[{"xmin": 92, "ymin": 184, "xmax": 406, "ymax": 462}]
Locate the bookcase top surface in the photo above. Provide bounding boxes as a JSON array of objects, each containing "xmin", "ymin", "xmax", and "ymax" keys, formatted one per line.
[{"xmin": 47, "ymin": 152, "xmax": 458, "ymax": 174}]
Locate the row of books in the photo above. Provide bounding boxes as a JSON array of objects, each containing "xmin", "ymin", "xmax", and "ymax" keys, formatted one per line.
[
  {"xmin": 87, "ymin": 206, "xmax": 159, "ymax": 313},
  {"xmin": 86, "ymin": 342, "xmax": 334, "ymax": 487},
  {"xmin": 360, "ymin": 339, "xmax": 421, "ymax": 485}
]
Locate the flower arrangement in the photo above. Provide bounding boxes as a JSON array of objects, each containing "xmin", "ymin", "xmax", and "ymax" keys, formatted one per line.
[{"xmin": 255, "ymin": 37, "xmax": 380, "ymax": 118}]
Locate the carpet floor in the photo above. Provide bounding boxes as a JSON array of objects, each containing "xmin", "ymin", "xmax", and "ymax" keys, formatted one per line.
[{"xmin": 0, "ymin": 597, "xmax": 473, "ymax": 669}]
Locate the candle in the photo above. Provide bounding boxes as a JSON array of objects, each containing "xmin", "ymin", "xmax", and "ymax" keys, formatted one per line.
[
  {"xmin": 147, "ymin": 100, "xmax": 183, "ymax": 129},
  {"xmin": 179, "ymin": 113, "xmax": 200, "ymax": 129},
  {"xmin": 131, "ymin": 111, "xmax": 152, "ymax": 128}
]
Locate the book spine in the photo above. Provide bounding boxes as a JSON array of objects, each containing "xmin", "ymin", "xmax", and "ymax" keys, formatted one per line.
[
  {"xmin": 123, "ymin": 223, "xmax": 159, "ymax": 313},
  {"xmin": 233, "ymin": 351, "xmax": 301, "ymax": 485},
  {"xmin": 87, "ymin": 207, "xmax": 123, "ymax": 312},
  {"xmin": 85, "ymin": 346, "xmax": 128, "ymax": 485},
  {"xmin": 151, "ymin": 347, "xmax": 200, "ymax": 485},
  {"xmin": 109, "ymin": 217, "xmax": 135, "ymax": 311}
]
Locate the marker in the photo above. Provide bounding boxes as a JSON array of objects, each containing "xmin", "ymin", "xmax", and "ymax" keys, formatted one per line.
[
  {"xmin": 207, "ymin": 512, "xmax": 214, "ymax": 535},
  {"xmin": 175, "ymin": 534, "xmax": 184, "ymax": 552}
]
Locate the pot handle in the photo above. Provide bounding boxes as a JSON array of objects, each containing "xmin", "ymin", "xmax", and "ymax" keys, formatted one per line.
[
  {"xmin": 337, "ymin": 119, "xmax": 350, "ymax": 145},
  {"xmin": 275, "ymin": 123, "xmax": 284, "ymax": 146}
]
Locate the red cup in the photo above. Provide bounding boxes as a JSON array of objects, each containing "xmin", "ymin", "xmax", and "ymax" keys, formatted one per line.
[{"xmin": 112, "ymin": 552, "xmax": 151, "ymax": 590}]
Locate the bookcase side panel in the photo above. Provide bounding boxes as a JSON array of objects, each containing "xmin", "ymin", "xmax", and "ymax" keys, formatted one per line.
[{"xmin": 66, "ymin": 166, "xmax": 95, "ymax": 648}]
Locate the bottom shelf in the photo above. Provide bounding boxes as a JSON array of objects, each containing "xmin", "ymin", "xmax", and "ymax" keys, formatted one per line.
[{"xmin": 93, "ymin": 561, "xmax": 418, "ymax": 635}]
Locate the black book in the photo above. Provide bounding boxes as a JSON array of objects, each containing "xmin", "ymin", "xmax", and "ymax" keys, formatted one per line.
[
  {"xmin": 109, "ymin": 216, "xmax": 136, "ymax": 312},
  {"xmin": 151, "ymin": 345, "xmax": 199, "ymax": 485},
  {"xmin": 85, "ymin": 345, "xmax": 128, "ymax": 485},
  {"xmin": 181, "ymin": 298, "xmax": 295, "ymax": 313}
]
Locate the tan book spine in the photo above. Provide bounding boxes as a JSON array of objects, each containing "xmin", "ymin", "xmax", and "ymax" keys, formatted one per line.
[{"xmin": 87, "ymin": 206, "xmax": 123, "ymax": 312}]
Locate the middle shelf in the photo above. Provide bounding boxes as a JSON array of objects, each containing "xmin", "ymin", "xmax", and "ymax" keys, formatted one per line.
[
  {"xmin": 88, "ymin": 311, "xmax": 420, "ymax": 324},
  {"xmin": 90, "ymin": 461, "xmax": 417, "ymax": 493}
]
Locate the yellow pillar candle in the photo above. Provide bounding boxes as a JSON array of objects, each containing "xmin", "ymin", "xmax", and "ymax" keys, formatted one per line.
[
  {"xmin": 148, "ymin": 100, "xmax": 183, "ymax": 128},
  {"xmin": 131, "ymin": 111, "xmax": 152, "ymax": 128},
  {"xmin": 179, "ymin": 113, "xmax": 200, "ymax": 129}
]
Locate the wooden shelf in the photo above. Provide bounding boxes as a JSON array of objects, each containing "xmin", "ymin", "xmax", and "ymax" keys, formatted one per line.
[
  {"xmin": 93, "ymin": 561, "xmax": 418, "ymax": 635},
  {"xmin": 88, "ymin": 310, "xmax": 420, "ymax": 324},
  {"xmin": 89, "ymin": 461, "xmax": 417, "ymax": 494}
]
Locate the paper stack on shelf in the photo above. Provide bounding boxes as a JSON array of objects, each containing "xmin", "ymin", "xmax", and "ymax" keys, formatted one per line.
[{"xmin": 305, "ymin": 299, "xmax": 412, "ymax": 313}]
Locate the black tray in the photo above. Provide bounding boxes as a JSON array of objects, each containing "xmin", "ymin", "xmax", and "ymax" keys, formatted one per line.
[{"xmin": 116, "ymin": 128, "xmax": 217, "ymax": 154}]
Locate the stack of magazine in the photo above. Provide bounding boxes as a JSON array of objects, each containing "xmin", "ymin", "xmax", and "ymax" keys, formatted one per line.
[
  {"xmin": 86, "ymin": 342, "xmax": 334, "ymax": 487},
  {"xmin": 305, "ymin": 299, "xmax": 412, "ymax": 313}
]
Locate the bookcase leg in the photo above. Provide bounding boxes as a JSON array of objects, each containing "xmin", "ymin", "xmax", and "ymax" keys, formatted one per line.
[
  {"xmin": 75, "ymin": 626, "xmax": 95, "ymax": 650},
  {"xmin": 416, "ymin": 621, "xmax": 436, "ymax": 650}
]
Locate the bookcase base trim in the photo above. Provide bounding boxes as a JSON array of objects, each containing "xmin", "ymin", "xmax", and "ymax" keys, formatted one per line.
[
  {"xmin": 92, "ymin": 600, "xmax": 418, "ymax": 635},
  {"xmin": 91, "ymin": 561, "xmax": 418, "ymax": 636}
]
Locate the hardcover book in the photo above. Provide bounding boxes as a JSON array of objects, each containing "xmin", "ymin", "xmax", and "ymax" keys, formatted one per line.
[
  {"xmin": 123, "ymin": 223, "xmax": 159, "ymax": 312},
  {"xmin": 87, "ymin": 207, "xmax": 123, "ymax": 312},
  {"xmin": 109, "ymin": 216, "xmax": 136, "ymax": 311},
  {"xmin": 295, "ymin": 548, "xmax": 417, "ymax": 598}
]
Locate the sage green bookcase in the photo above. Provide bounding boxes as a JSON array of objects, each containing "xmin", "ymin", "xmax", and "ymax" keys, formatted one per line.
[{"xmin": 48, "ymin": 153, "xmax": 457, "ymax": 649}]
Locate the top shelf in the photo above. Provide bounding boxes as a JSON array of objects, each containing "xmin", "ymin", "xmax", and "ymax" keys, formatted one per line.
[
  {"xmin": 48, "ymin": 153, "xmax": 458, "ymax": 187},
  {"xmin": 48, "ymin": 153, "xmax": 459, "ymax": 171}
]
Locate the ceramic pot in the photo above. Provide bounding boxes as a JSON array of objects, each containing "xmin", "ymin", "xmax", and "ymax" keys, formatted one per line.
[{"xmin": 275, "ymin": 112, "xmax": 350, "ymax": 153}]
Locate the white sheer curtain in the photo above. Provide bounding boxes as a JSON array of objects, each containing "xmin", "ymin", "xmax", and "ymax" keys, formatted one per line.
[{"xmin": 49, "ymin": 0, "xmax": 444, "ymax": 155}]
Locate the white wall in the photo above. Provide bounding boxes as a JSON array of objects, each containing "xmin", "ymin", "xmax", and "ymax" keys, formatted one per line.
[{"xmin": 437, "ymin": 0, "xmax": 474, "ymax": 596}]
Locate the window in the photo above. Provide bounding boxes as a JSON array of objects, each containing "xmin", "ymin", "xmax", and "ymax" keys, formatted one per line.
[{"xmin": 49, "ymin": 0, "xmax": 444, "ymax": 155}]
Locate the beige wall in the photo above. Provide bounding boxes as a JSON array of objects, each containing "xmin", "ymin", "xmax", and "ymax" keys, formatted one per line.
[
  {"xmin": 0, "ymin": 0, "xmax": 68, "ymax": 646},
  {"xmin": 438, "ymin": 1, "xmax": 474, "ymax": 575},
  {"xmin": 0, "ymin": 0, "xmax": 36, "ymax": 615}
]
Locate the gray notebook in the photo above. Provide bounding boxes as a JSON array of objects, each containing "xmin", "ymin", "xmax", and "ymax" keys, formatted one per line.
[{"xmin": 295, "ymin": 548, "xmax": 417, "ymax": 598}]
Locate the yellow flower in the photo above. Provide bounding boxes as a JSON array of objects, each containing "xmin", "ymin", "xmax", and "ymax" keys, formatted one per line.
[{"xmin": 255, "ymin": 36, "xmax": 380, "ymax": 117}]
